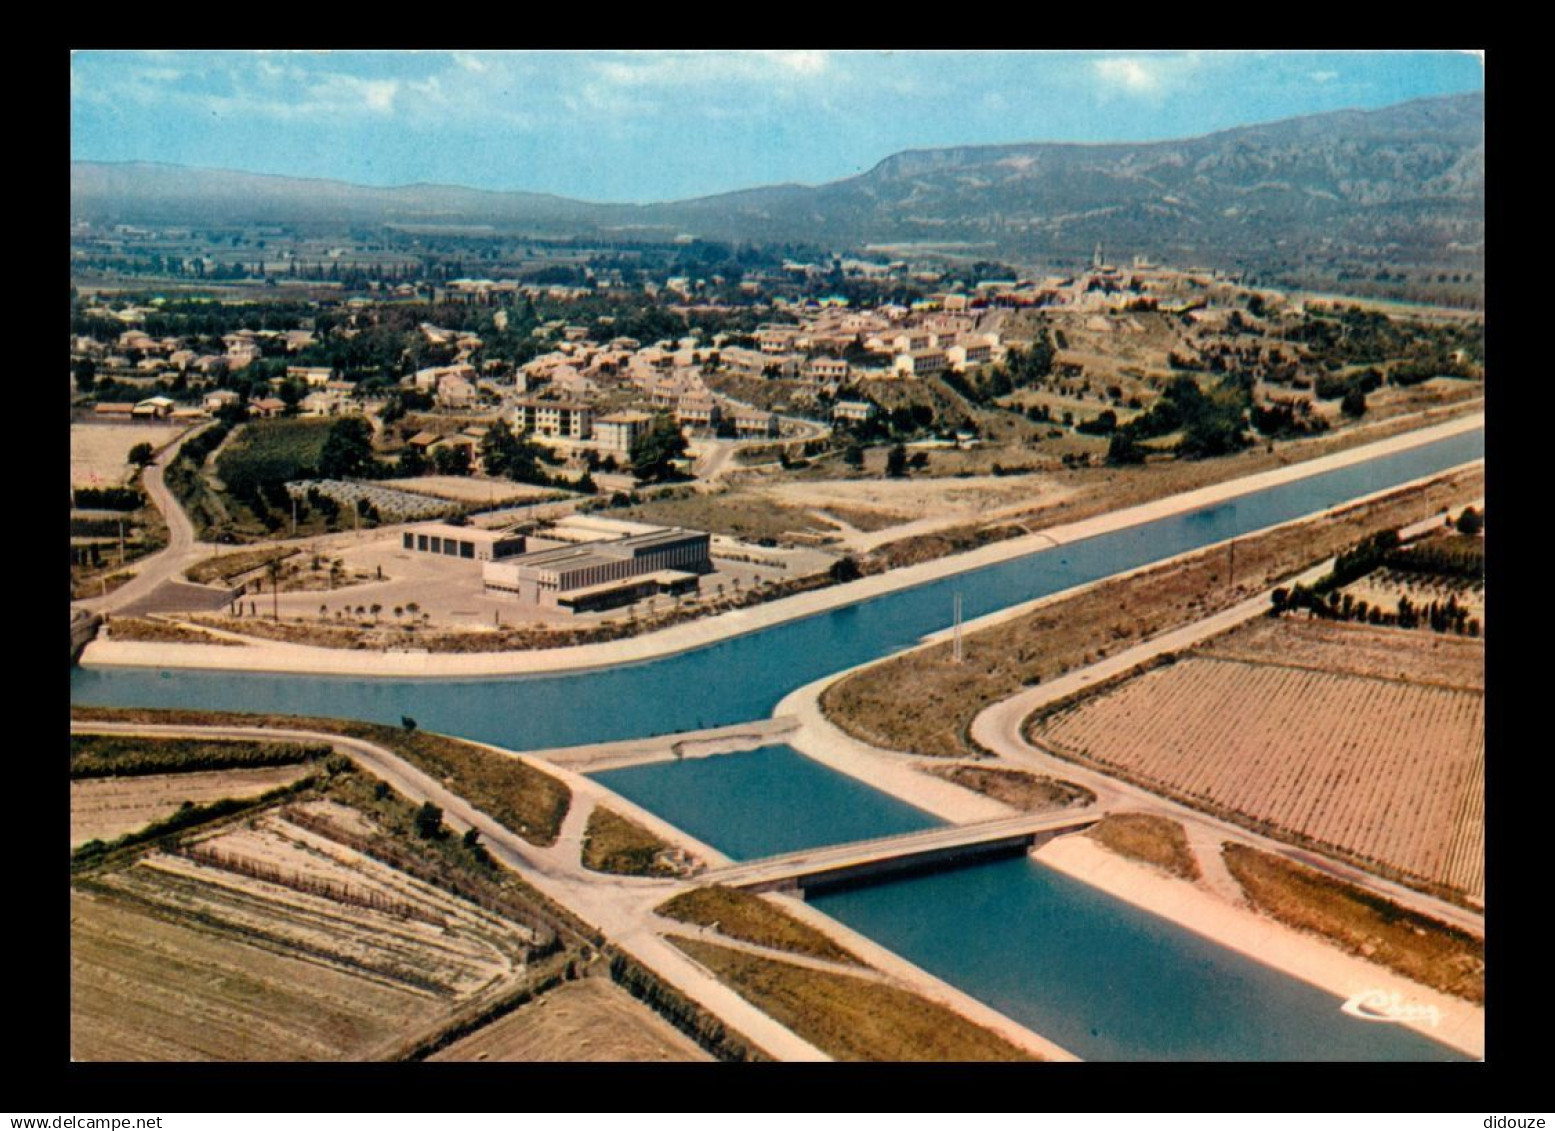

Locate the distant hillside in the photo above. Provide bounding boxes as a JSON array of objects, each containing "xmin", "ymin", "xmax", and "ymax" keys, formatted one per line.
[{"xmin": 71, "ymin": 92, "xmax": 1483, "ymax": 271}]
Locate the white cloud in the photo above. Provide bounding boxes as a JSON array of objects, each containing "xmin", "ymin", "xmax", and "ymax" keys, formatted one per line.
[
  {"xmin": 592, "ymin": 50, "xmax": 833, "ymax": 90},
  {"xmin": 1095, "ymin": 57, "xmax": 1161, "ymax": 93},
  {"xmin": 1089, "ymin": 52, "xmax": 1216, "ymax": 103},
  {"xmin": 766, "ymin": 50, "xmax": 829, "ymax": 76},
  {"xmin": 363, "ymin": 79, "xmax": 398, "ymax": 112},
  {"xmin": 1310, "ymin": 70, "xmax": 1339, "ymax": 84}
]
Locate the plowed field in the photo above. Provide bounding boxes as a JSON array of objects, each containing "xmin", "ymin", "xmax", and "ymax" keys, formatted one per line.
[
  {"xmin": 72, "ymin": 800, "xmax": 541, "ymax": 1060},
  {"xmin": 1032, "ymin": 638, "xmax": 1483, "ymax": 901}
]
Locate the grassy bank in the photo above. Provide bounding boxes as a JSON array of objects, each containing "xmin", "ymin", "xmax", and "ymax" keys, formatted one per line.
[
  {"xmin": 669, "ymin": 936, "xmax": 1037, "ymax": 1061},
  {"xmin": 657, "ymin": 887, "xmax": 862, "ymax": 966},
  {"xmin": 104, "ymin": 617, "xmax": 246, "ymax": 646},
  {"xmin": 918, "ymin": 764, "xmax": 1095, "ymax": 812},
  {"xmin": 1223, "ymin": 844, "xmax": 1483, "ymax": 1003},
  {"xmin": 1086, "ymin": 813, "xmax": 1201, "ymax": 882},
  {"xmin": 580, "ymin": 806, "xmax": 688, "ymax": 877},
  {"xmin": 184, "ymin": 546, "xmax": 294, "ymax": 586},
  {"xmin": 70, "ymin": 733, "xmax": 328, "ymax": 779},
  {"xmin": 821, "ymin": 465, "xmax": 1482, "ymax": 759}
]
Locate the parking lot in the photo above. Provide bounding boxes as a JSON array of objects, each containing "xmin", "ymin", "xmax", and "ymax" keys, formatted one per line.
[{"xmin": 223, "ymin": 526, "xmax": 830, "ymax": 632}]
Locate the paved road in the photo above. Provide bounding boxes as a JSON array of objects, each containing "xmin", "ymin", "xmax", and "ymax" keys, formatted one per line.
[
  {"xmin": 967, "ymin": 503, "xmax": 1486, "ymax": 936},
  {"xmin": 70, "ymin": 718, "xmax": 832, "ymax": 1062},
  {"xmin": 74, "ymin": 424, "xmax": 213, "ymax": 617}
]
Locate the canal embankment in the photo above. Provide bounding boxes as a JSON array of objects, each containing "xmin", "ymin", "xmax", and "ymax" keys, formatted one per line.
[{"xmin": 76, "ymin": 413, "xmax": 1483, "ymax": 679}]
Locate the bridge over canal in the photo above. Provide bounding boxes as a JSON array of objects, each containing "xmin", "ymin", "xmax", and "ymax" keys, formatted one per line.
[{"xmin": 700, "ymin": 807, "xmax": 1104, "ymax": 895}]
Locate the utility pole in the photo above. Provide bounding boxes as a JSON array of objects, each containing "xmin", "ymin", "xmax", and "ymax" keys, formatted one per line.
[
  {"xmin": 1228, "ymin": 539, "xmax": 1236, "ymax": 590},
  {"xmin": 953, "ymin": 593, "xmax": 964, "ymax": 664},
  {"xmin": 292, "ymin": 493, "xmax": 298, "ymax": 535}
]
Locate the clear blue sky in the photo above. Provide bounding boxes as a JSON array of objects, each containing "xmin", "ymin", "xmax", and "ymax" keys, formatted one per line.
[{"xmin": 70, "ymin": 49, "xmax": 1485, "ymax": 205}]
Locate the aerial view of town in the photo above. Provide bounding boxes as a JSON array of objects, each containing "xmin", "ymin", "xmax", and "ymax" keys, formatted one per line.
[{"xmin": 67, "ymin": 49, "xmax": 1486, "ymax": 1066}]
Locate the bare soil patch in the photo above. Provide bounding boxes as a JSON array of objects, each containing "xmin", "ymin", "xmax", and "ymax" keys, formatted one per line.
[
  {"xmin": 71, "ymin": 422, "xmax": 186, "ymax": 487},
  {"xmin": 70, "ymin": 887, "xmax": 446, "ymax": 1061},
  {"xmin": 618, "ymin": 490, "xmax": 832, "ymax": 543},
  {"xmin": 755, "ymin": 474, "xmax": 1076, "ymax": 526}
]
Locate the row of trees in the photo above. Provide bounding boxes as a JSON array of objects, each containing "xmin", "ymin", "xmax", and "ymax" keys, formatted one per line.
[{"xmin": 1272, "ymin": 584, "xmax": 1480, "ymax": 637}]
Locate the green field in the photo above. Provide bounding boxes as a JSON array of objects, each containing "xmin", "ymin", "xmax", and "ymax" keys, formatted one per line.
[{"xmin": 215, "ymin": 418, "xmax": 333, "ymax": 490}]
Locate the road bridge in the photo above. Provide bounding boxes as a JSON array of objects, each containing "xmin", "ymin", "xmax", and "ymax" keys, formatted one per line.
[{"xmin": 700, "ymin": 807, "xmax": 1103, "ymax": 895}]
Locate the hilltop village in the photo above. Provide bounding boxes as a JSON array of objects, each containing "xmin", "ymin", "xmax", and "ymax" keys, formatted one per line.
[{"xmin": 70, "ymin": 241, "xmax": 1483, "ymax": 646}]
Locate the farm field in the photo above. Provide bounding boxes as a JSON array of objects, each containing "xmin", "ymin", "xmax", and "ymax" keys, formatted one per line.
[
  {"xmin": 71, "ymin": 421, "xmax": 186, "ymax": 487},
  {"xmin": 215, "ymin": 417, "xmax": 333, "ymax": 487},
  {"xmin": 1202, "ymin": 616, "xmax": 1485, "ymax": 691},
  {"xmin": 427, "ymin": 976, "xmax": 712, "ymax": 1062},
  {"xmin": 1030, "ymin": 636, "xmax": 1484, "ymax": 902},
  {"xmin": 70, "ymin": 887, "xmax": 448, "ymax": 1061},
  {"xmin": 822, "ymin": 464, "xmax": 1483, "ymax": 760},
  {"xmin": 391, "ymin": 475, "xmax": 562, "ymax": 505},
  {"xmin": 71, "ymin": 799, "xmax": 544, "ymax": 1060},
  {"xmin": 70, "ymin": 764, "xmax": 315, "ymax": 847}
]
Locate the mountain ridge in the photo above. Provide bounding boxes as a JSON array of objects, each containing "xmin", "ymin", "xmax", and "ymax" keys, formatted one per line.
[{"xmin": 71, "ymin": 91, "xmax": 1484, "ymax": 270}]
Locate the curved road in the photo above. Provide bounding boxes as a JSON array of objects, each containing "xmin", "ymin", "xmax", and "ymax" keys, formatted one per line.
[
  {"xmin": 74, "ymin": 424, "xmax": 213, "ymax": 617},
  {"xmin": 776, "ymin": 501, "xmax": 1486, "ymax": 936},
  {"xmin": 69, "ymin": 718, "xmax": 833, "ymax": 1062}
]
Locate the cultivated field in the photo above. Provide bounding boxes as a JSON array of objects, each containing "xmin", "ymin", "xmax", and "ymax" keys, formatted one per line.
[
  {"xmin": 391, "ymin": 475, "xmax": 563, "ymax": 505},
  {"xmin": 823, "ymin": 465, "xmax": 1484, "ymax": 760},
  {"xmin": 71, "ymin": 799, "xmax": 544, "ymax": 1060},
  {"xmin": 1201, "ymin": 617, "xmax": 1485, "ymax": 692},
  {"xmin": 1031, "ymin": 639, "xmax": 1484, "ymax": 902},
  {"xmin": 427, "ymin": 976, "xmax": 712, "ymax": 1062},
  {"xmin": 70, "ymin": 764, "xmax": 315, "ymax": 847},
  {"xmin": 71, "ymin": 887, "xmax": 450, "ymax": 1061},
  {"xmin": 71, "ymin": 422, "xmax": 186, "ymax": 486}
]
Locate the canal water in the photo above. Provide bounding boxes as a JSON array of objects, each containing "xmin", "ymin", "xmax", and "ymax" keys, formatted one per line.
[
  {"xmin": 70, "ymin": 429, "xmax": 1484, "ymax": 753},
  {"xmin": 592, "ymin": 744, "xmax": 943, "ymax": 861},
  {"xmin": 595, "ymin": 745, "xmax": 1465, "ymax": 1062},
  {"xmin": 70, "ymin": 429, "xmax": 1483, "ymax": 1061}
]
